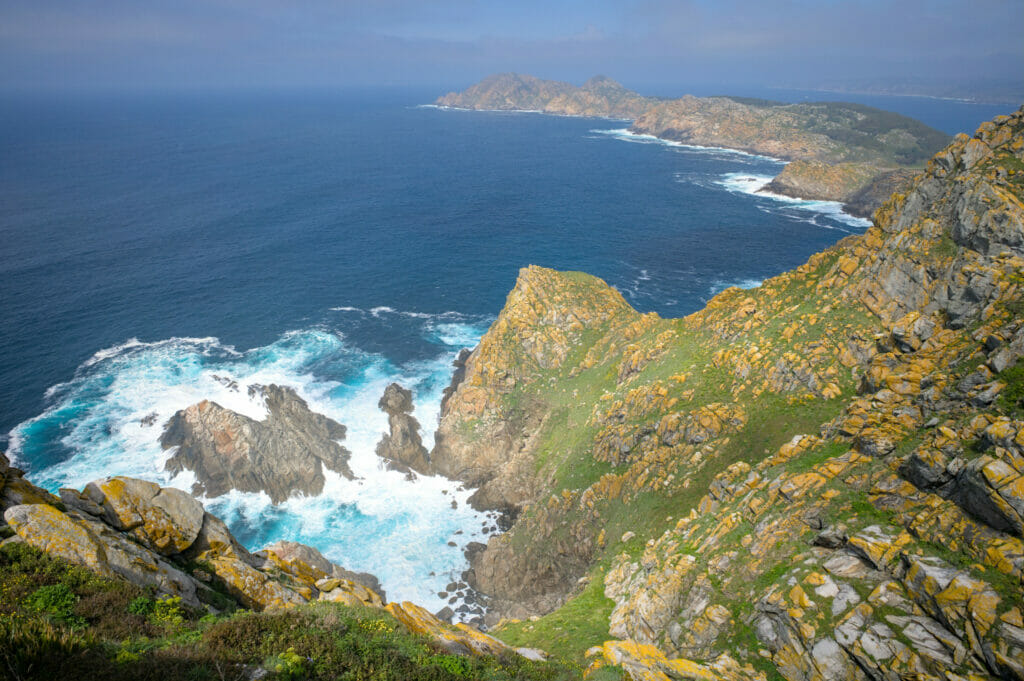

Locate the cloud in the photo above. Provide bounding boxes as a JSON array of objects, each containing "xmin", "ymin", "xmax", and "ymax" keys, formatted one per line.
[{"xmin": 0, "ymin": 0, "xmax": 1020, "ymax": 93}]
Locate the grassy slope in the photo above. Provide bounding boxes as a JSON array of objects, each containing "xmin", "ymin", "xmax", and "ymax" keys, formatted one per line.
[{"xmin": 483, "ymin": 251, "xmax": 886, "ymax": 664}]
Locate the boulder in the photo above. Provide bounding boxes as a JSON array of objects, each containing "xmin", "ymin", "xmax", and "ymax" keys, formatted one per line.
[
  {"xmin": 4, "ymin": 503, "xmax": 112, "ymax": 577},
  {"xmin": 84, "ymin": 476, "xmax": 204, "ymax": 555},
  {"xmin": 4, "ymin": 502, "xmax": 201, "ymax": 607},
  {"xmin": 316, "ymin": 577, "xmax": 384, "ymax": 607},
  {"xmin": 259, "ymin": 539, "xmax": 384, "ymax": 600},
  {"xmin": 0, "ymin": 475, "xmax": 61, "ymax": 512},
  {"xmin": 950, "ymin": 455, "xmax": 1024, "ymax": 536},
  {"xmin": 385, "ymin": 601, "xmax": 511, "ymax": 656}
]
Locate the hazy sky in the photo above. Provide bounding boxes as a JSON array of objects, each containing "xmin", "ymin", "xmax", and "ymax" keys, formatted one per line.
[{"xmin": 1, "ymin": 0, "xmax": 1021, "ymax": 95}]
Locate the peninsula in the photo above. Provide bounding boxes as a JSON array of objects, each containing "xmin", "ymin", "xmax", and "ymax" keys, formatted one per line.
[{"xmin": 437, "ymin": 73, "xmax": 952, "ymax": 217}]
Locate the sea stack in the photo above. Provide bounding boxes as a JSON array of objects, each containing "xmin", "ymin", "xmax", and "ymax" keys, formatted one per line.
[
  {"xmin": 161, "ymin": 384, "xmax": 353, "ymax": 503},
  {"xmin": 375, "ymin": 383, "xmax": 431, "ymax": 476}
]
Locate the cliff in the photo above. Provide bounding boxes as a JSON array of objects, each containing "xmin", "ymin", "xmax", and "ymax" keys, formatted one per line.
[
  {"xmin": 430, "ymin": 107, "xmax": 1024, "ymax": 680},
  {"xmin": 5, "ymin": 107, "xmax": 1023, "ymax": 680},
  {"xmin": 437, "ymin": 74, "xmax": 951, "ymax": 216}
]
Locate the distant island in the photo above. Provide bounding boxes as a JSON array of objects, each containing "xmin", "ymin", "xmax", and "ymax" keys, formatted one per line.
[
  {"xmin": 436, "ymin": 73, "xmax": 953, "ymax": 217},
  {"xmin": 773, "ymin": 77, "xmax": 1024, "ymax": 106}
]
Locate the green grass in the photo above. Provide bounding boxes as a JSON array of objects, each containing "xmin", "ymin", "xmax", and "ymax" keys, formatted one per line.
[
  {"xmin": 997, "ymin": 361, "xmax": 1024, "ymax": 418},
  {"xmin": 930, "ymin": 231, "xmax": 959, "ymax": 259},
  {"xmin": 493, "ymin": 575, "xmax": 615, "ymax": 667},
  {"xmin": 782, "ymin": 439, "xmax": 850, "ymax": 474}
]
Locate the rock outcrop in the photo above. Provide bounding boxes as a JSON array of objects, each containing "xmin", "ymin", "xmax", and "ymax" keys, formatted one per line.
[
  {"xmin": 375, "ymin": 383, "xmax": 431, "ymax": 475},
  {"xmin": 0, "ymin": 466, "xmax": 538, "ymax": 662},
  {"xmin": 426, "ymin": 108, "xmax": 1024, "ymax": 680},
  {"xmin": 432, "ymin": 265, "xmax": 637, "ymax": 510},
  {"xmin": 762, "ymin": 160, "xmax": 882, "ymax": 203},
  {"xmin": 1, "ymin": 471, "xmax": 311, "ymax": 610},
  {"xmin": 161, "ymin": 384, "xmax": 353, "ymax": 503},
  {"xmin": 843, "ymin": 168, "xmax": 920, "ymax": 218}
]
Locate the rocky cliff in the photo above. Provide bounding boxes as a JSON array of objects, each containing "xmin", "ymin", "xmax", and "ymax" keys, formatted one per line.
[
  {"xmin": 161, "ymin": 384, "xmax": 353, "ymax": 503},
  {"xmin": 431, "ymin": 107, "xmax": 1024, "ymax": 680},
  {"xmin": 5, "ymin": 106, "xmax": 1023, "ymax": 680},
  {"xmin": 437, "ymin": 74, "xmax": 950, "ymax": 216}
]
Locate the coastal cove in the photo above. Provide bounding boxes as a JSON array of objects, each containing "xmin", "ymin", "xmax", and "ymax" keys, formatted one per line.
[{"xmin": 0, "ymin": 88, "xmax": 1009, "ymax": 619}]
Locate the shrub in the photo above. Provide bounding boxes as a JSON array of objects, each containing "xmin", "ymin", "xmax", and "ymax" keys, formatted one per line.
[
  {"xmin": 25, "ymin": 583, "xmax": 85, "ymax": 628},
  {"xmin": 149, "ymin": 596, "xmax": 185, "ymax": 630},
  {"xmin": 0, "ymin": 614, "xmax": 96, "ymax": 677},
  {"xmin": 998, "ymin": 362, "xmax": 1024, "ymax": 417},
  {"xmin": 129, "ymin": 596, "xmax": 155, "ymax": 616},
  {"xmin": 270, "ymin": 647, "xmax": 308, "ymax": 680},
  {"xmin": 428, "ymin": 654, "xmax": 472, "ymax": 677}
]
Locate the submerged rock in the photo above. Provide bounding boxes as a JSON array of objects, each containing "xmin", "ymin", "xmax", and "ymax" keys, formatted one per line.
[
  {"xmin": 161, "ymin": 384, "xmax": 353, "ymax": 503},
  {"xmin": 374, "ymin": 383, "xmax": 431, "ymax": 476}
]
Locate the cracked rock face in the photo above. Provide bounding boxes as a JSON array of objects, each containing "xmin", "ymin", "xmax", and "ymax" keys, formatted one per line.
[{"xmin": 161, "ymin": 384, "xmax": 352, "ymax": 504}]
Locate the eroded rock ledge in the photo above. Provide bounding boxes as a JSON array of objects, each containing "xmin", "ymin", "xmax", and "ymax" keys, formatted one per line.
[{"xmin": 161, "ymin": 384, "xmax": 353, "ymax": 503}]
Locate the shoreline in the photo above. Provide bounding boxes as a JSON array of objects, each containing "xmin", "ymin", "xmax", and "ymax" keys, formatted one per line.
[
  {"xmin": 589, "ymin": 126, "xmax": 787, "ymax": 163},
  {"xmin": 426, "ymin": 104, "xmax": 876, "ymax": 226},
  {"xmin": 419, "ymin": 102, "xmax": 632, "ymax": 123}
]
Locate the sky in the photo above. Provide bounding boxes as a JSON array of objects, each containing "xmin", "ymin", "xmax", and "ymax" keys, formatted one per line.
[{"xmin": 1, "ymin": 0, "xmax": 1022, "ymax": 98}]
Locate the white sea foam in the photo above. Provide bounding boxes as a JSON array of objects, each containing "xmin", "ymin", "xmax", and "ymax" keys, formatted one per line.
[
  {"xmin": 590, "ymin": 128, "xmax": 783, "ymax": 162},
  {"xmin": 8, "ymin": 317, "xmax": 494, "ymax": 619},
  {"xmin": 716, "ymin": 172, "xmax": 873, "ymax": 230},
  {"xmin": 708, "ymin": 278, "xmax": 764, "ymax": 296}
]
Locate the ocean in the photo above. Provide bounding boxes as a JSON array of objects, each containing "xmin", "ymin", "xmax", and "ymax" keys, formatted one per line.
[{"xmin": 0, "ymin": 87, "xmax": 1011, "ymax": 615}]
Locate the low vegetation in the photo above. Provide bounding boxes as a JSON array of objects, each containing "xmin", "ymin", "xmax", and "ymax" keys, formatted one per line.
[{"xmin": 0, "ymin": 542, "xmax": 576, "ymax": 681}]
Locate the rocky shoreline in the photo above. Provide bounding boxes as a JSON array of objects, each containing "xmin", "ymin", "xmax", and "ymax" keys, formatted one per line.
[
  {"xmin": 437, "ymin": 72, "xmax": 951, "ymax": 219},
  {"xmin": 416, "ymin": 106, "xmax": 1024, "ymax": 679},
  {"xmin": 2, "ymin": 106, "xmax": 1022, "ymax": 679}
]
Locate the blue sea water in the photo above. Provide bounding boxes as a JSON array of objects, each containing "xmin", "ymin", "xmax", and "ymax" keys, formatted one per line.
[{"xmin": 0, "ymin": 87, "xmax": 1011, "ymax": 613}]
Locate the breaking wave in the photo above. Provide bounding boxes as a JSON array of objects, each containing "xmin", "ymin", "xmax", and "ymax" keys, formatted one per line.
[{"xmin": 7, "ymin": 312, "xmax": 498, "ymax": 619}]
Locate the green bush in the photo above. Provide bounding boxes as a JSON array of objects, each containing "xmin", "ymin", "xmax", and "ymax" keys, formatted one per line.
[
  {"xmin": 25, "ymin": 583, "xmax": 85, "ymax": 628},
  {"xmin": 149, "ymin": 595, "xmax": 185, "ymax": 630},
  {"xmin": 998, "ymin": 362, "xmax": 1024, "ymax": 417},
  {"xmin": 428, "ymin": 654, "xmax": 472, "ymax": 677},
  {"xmin": 0, "ymin": 614, "xmax": 96, "ymax": 676},
  {"xmin": 270, "ymin": 647, "xmax": 308, "ymax": 680},
  {"xmin": 129, "ymin": 596, "xmax": 155, "ymax": 616}
]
